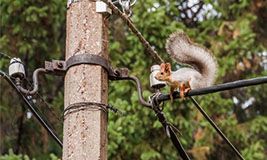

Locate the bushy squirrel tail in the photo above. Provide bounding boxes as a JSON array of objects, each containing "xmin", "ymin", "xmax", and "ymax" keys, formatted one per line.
[{"xmin": 166, "ymin": 31, "xmax": 217, "ymax": 85}]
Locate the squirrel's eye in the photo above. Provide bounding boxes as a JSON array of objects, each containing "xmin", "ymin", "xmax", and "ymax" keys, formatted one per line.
[{"xmin": 160, "ymin": 72, "xmax": 163, "ymax": 75}]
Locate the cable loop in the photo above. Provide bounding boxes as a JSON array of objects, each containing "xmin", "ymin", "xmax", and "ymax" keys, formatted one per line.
[
  {"xmin": 63, "ymin": 102, "xmax": 108, "ymax": 119},
  {"xmin": 63, "ymin": 102, "xmax": 124, "ymax": 119}
]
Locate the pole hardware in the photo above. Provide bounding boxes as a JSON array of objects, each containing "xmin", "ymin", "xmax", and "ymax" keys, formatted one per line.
[
  {"xmin": 8, "ymin": 57, "xmax": 66, "ymax": 95},
  {"xmin": 64, "ymin": 54, "xmax": 130, "ymax": 80},
  {"xmin": 44, "ymin": 54, "xmax": 127, "ymax": 79},
  {"xmin": 16, "ymin": 68, "xmax": 47, "ymax": 95},
  {"xmin": 45, "ymin": 60, "xmax": 66, "ymax": 75},
  {"xmin": 8, "ymin": 58, "xmax": 47, "ymax": 95},
  {"xmin": 8, "ymin": 58, "xmax": 25, "ymax": 79},
  {"xmin": 96, "ymin": 1, "xmax": 112, "ymax": 14},
  {"xmin": 65, "ymin": 54, "xmax": 111, "ymax": 73},
  {"xmin": 8, "ymin": 54, "xmax": 152, "ymax": 107},
  {"xmin": 14, "ymin": 54, "xmax": 115, "ymax": 95},
  {"xmin": 121, "ymin": 76, "xmax": 151, "ymax": 107}
]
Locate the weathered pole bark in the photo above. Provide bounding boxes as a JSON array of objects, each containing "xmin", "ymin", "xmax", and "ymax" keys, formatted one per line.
[{"xmin": 63, "ymin": 0, "xmax": 109, "ymax": 159}]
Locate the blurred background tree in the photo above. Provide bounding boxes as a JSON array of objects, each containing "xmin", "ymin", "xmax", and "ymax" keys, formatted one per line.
[{"xmin": 0, "ymin": 0, "xmax": 266, "ymax": 159}]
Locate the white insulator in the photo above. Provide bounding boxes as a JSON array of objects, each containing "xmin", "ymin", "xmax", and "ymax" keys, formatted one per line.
[
  {"xmin": 96, "ymin": 1, "xmax": 112, "ymax": 14},
  {"xmin": 150, "ymin": 65, "xmax": 166, "ymax": 89},
  {"xmin": 8, "ymin": 58, "xmax": 25, "ymax": 78}
]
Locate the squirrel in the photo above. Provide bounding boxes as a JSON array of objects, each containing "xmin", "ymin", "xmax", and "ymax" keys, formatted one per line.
[{"xmin": 155, "ymin": 31, "xmax": 217, "ymax": 101}]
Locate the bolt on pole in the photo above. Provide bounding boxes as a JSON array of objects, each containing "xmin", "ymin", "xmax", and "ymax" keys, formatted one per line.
[{"xmin": 63, "ymin": 0, "xmax": 109, "ymax": 159}]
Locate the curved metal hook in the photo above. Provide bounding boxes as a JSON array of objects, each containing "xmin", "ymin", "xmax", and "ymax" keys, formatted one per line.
[
  {"xmin": 16, "ymin": 68, "xmax": 47, "ymax": 95},
  {"xmin": 128, "ymin": 76, "xmax": 151, "ymax": 107},
  {"xmin": 113, "ymin": 75, "xmax": 152, "ymax": 108}
]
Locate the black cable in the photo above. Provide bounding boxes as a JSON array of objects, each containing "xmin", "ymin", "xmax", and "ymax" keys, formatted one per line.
[
  {"xmin": 0, "ymin": 52, "xmax": 23, "ymax": 64},
  {"xmin": 26, "ymin": 95, "xmax": 58, "ymax": 134},
  {"xmin": 0, "ymin": 70, "xmax": 63, "ymax": 148},
  {"xmin": 189, "ymin": 97, "xmax": 244, "ymax": 160},
  {"xmin": 155, "ymin": 110, "xmax": 191, "ymax": 160},
  {"xmin": 35, "ymin": 92, "xmax": 62, "ymax": 122},
  {"xmin": 0, "ymin": 52, "xmax": 12, "ymax": 60},
  {"xmin": 24, "ymin": 79, "xmax": 62, "ymax": 123},
  {"xmin": 101, "ymin": 0, "xmax": 164, "ymax": 64},
  {"xmin": 156, "ymin": 76, "xmax": 267, "ymax": 102},
  {"xmin": 151, "ymin": 94, "xmax": 190, "ymax": 160},
  {"xmin": 18, "ymin": 69, "xmax": 62, "ymax": 122},
  {"xmin": 11, "ymin": 77, "xmax": 60, "ymax": 143}
]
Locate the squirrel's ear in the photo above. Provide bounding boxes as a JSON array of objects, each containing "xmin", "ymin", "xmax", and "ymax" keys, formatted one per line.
[
  {"xmin": 165, "ymin": 63, "xmax": 171, "ymax": 72},
  {"xmin": 160, "ymin": 63, "xmax": 166, "ymax": 71}
]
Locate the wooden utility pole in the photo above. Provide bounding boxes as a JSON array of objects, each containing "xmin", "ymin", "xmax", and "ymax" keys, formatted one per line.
[{"xmin": 63, "ymin": 0, "xmax": 109, "ymax": 159}]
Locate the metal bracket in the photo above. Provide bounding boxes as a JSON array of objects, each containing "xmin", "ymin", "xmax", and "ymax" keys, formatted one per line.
[
  {"xmin": 111, "ymin": 68, "xmax": 130, "ymax": 80},
  {"xmin": 45, "ymin": 60, "xmax": 66, "ymax": 75},
  {"xmin": 44, "ymin": 54, "xmax": 130, "ymax": 80}
]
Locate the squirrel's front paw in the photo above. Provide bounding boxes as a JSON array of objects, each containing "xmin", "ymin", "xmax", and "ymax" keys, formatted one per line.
[{"xmin": 179, "ymin": 81, "xmax": 191, "ymax": 99}]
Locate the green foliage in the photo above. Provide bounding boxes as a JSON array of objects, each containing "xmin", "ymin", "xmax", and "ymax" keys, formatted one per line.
[
  {"xmin": 240, "ymin": 116, "xmax": 267, "ymax": 159},
  {"xmin": 1, "ymin": 0, "xmax": 266, "ymax": 159},
  {"xmin": 0, "ymin": 149, "xmax": 30, "ymax": 160},
  {"xmin": 0, "ymin": 149, "xmax": 60, "ymax": 160},
  {"xmin": 242, "ymin": 141, "xmax": 265, "ymax": 160}
]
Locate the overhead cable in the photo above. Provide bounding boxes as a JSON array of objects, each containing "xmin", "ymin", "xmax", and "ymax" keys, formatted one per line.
[
  {"xmin": 102, "ymin": 0, "xmax": 164, "ymax": 64},
  {"xmin": 0, "ymin": 70, "xmax": 63, "ymax": 148}
]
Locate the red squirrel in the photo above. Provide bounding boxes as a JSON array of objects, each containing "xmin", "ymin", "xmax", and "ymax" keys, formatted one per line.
[{"xmin": 155, "ymin": 31, "xmax": 217, "ymax": 101}]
